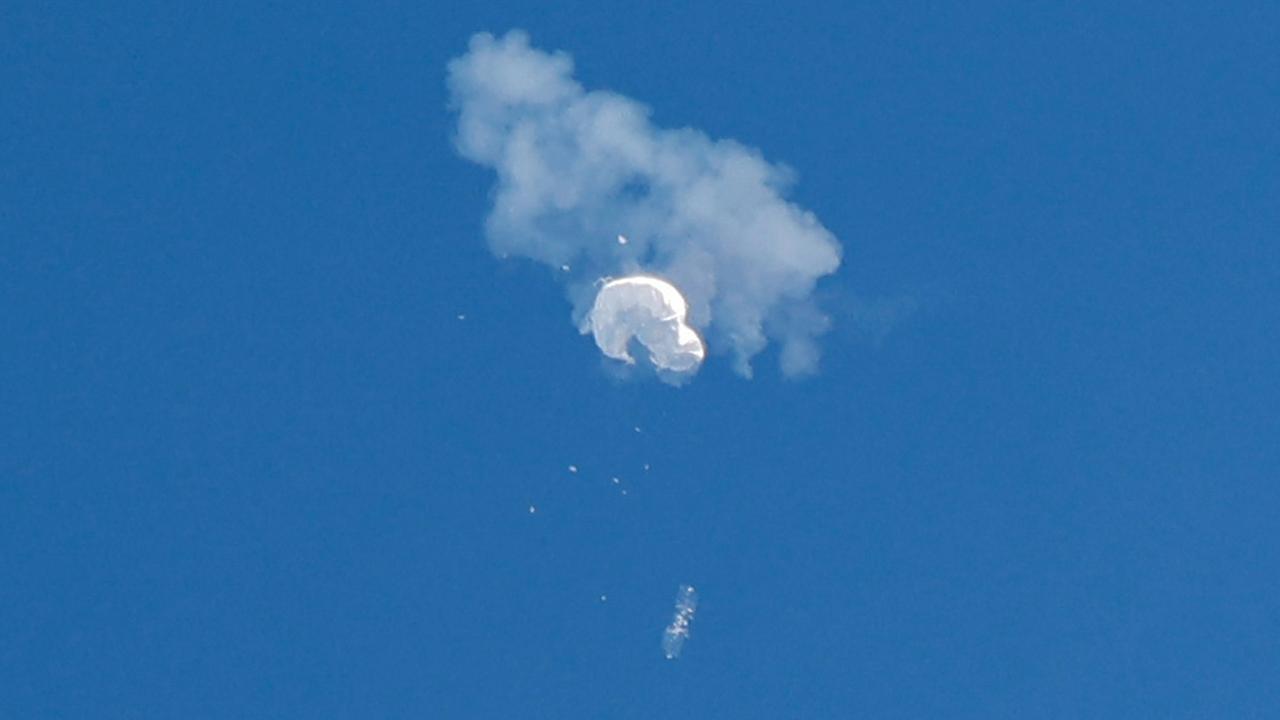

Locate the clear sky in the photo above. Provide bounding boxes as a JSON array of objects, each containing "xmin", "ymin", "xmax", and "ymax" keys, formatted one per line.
[{"xmin": 3, "ymin": 2, "xmax": 1278, "ymax": 718}]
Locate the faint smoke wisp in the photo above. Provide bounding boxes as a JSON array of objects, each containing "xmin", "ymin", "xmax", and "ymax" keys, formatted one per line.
[{"xmin": 447, "ymin": 31, "xmax": 842, "ymax": 377}]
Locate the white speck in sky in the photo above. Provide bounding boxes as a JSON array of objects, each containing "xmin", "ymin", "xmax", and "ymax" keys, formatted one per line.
[
  {"xmin": 528, "ymin": 505, "xmax": 536, "ymax": 514},
  {"xmin": 568, "ymin": 465, "xmax": 578, "ymax": 473},
  {"xmin": 617, "ymin": 234, "xmax": 628, "ymax": 245}
]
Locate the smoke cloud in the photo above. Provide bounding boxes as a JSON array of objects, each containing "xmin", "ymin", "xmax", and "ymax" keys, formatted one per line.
[{"xmin": 447, "ymin": 31, "xmax": 842, "ymax": 377}]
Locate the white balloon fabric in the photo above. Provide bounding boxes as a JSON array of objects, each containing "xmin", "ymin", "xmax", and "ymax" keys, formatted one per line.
[{"xmin": 584, "ymin": 276, "xmax": 705, "ymax": 373}]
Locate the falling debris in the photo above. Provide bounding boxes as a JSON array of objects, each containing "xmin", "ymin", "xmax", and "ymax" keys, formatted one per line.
[
  {"xmin": 600, "ymin": 595, "xmax": 608, "ymax": 603},
  {"xmin": 617, "ymin": 234, "xmax": 629, "ymax": 245},
  {"xmin": 634, "ymin": 426, "xmax": 642, "ymax": 433},
  {"xmin": 662, "ymin": 584, "xmax": 698, "ymax": 660},
  {"xmin": 528, "ymin": 505, "xmax": 537, "ymax": 514},
  {"xmin": 568, "ymin": 465, "xmax": 578, "ymax": 474},
  {"xmin": 456, "ymin": 314, "xmax": 467, "ymax": 320},
  {"xmin": 611, "ymin": 477, "xmax": 621, "ymax": 485},
  {"xmin": 560, "ymin": 264, "xmax": 571, "ymax": 272},
  {"xmin": 584, "ymin": 275, "xmax": 705, "ymax": 374},
  {"xmin": 643, "ymin": 464, "xmax": 651, "ymax": 471}
]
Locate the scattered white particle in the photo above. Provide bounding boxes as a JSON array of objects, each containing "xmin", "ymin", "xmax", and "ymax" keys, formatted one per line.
[
  {"xmin": 617, "ymin": 234, "xmax": 628, "ymax": 245},
  {"xmin": 600, "ymin": 594, "xmax": 608, "ymax": 602},
  {"xmin": 620, "ymin": 489, "xmax": 628, "ymax": 495},
  {"xmin": 560, "ymin": 264, "xmax": 571, "ymax": 271},
  {"xmin": 456, "ymin": 314, "xmax": 467, "ymax": 320},
  {"xmin": 528, "ymin": 505, "xmax": 537, "ymax": 514},
  {"xmin": 568, "ymin": 465, "xmax": 578, "ymax": 474},
  {"xmin": 611, "ymin": 476, "xmax": 620, "ymax": 485},
  {"xmin": 643, "ymin": 463, "xmax": 651, "ymax": 471},
  {"xmin": 633, "ymin": 426, "xmax": 642, "ymax": 433}
]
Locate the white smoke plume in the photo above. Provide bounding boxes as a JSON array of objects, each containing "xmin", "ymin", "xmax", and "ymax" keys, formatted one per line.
[{"xmin": 447, "ymin": 31, "xmax": 843, "ymax": 377}]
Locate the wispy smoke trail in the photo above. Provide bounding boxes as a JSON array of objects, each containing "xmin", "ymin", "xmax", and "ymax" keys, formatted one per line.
[{"xmin": 447, "ymin": 31, "xmax": 842, "ymax": 377}]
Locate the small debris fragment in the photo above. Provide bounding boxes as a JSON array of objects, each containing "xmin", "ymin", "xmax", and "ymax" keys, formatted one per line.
[
  {"xmin": 617, "ymin": 234, "xmax": 629, "ymax": 245},
  {"xmin": 568, "ymin": 465, "xmax": 578, "ymax": 474},
  {"xmin": 528, "ymin": 505, "xmax": 537, "ymax": 514}
]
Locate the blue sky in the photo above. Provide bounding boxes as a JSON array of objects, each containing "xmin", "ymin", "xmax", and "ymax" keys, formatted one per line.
[{"xmin": 3, "ymin": 2, "xmax": 1278, "ymax": 717}]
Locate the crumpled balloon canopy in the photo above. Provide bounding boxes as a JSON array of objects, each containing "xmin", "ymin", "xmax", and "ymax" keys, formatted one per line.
[{"xmin": 584, "ymin": 276, "xmax": 706, "ymax": 373}]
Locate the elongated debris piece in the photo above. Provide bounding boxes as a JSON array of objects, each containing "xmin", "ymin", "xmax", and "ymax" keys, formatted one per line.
[{"xmin": 662, "ymin": 584, "xmax": 698, "ymax": 659}]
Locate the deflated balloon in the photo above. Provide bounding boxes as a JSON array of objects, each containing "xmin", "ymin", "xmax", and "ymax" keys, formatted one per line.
[{"xmin": 584, "ymin": 276, "xmax": 705, "ymax": 373}]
